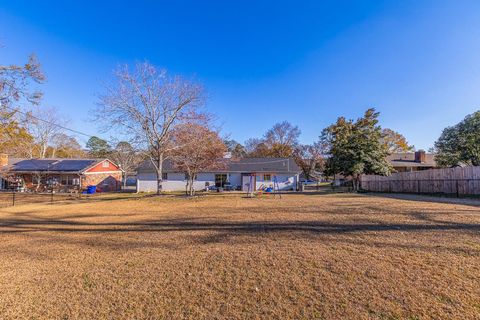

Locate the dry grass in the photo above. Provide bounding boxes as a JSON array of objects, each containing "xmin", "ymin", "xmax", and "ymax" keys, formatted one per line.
[{"xmin": 0, "ymin": 192, "xmax": 479, "ymax": 319}]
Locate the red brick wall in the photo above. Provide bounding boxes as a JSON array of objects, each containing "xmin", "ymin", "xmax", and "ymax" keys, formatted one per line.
[{"xmin": 81, "ymin": 172, "xmax": 122, "ymax": 192}]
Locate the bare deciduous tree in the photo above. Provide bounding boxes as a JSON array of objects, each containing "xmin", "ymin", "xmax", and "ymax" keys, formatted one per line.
[
  {"xmin": 170, "ymin": 122, "xmax": 227, "ymax": 196},
  {"xmin": 26, "ymin": 106, "xmax": 66, "ymax": 158},
  {"xmin": 97, "ymin": 62, "xmax": 204, "ymax": 194},
  {"xmin": 293, "ymin": 141, "xmax": 326, "ymax": 180},
  {"xmin": 246, "ymin": 121, "xmax": 301, "ymax": 158},
  {"xmin": 50, "ymin": 133, "xmax": 86, "ymax": 158},
  {"xmin": 111, "ymin": 141, "xmax": 138, "ymax": 187},
  {"xmin": 264, "ymin": 121, "xmax": 301, "ymax": 148},
  {"xmin": 245, "ymin": 138, "xmax": 269, "ymax": 157},
  {"xmin": 0, "ymin": 53, "xmax": 45, "ymax": 109}
]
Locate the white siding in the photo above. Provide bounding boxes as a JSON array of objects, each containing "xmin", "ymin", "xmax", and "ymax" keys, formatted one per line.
[
  {"xmin": 137, "ymin": 172, "xmax": 215, "ymax": 192},
  {"xmin": 254, "ymin": 173, "xmax": 297, "ymax": 191},
  {"xmin": 136, "ymin": 172, "xmax": 158, "ymax": 192},
  {"xmin": 137, "ymin": 171, "xmax": 298, "ymax": 192}
]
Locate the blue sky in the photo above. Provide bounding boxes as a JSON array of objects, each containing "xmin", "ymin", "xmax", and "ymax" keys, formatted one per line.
[{"xmin": 1, "ymin": 0, "xmax": 480, "ymax": 150}]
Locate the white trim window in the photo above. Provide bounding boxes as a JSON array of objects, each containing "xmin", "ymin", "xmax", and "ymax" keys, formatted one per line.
[{"xmin": 102, "ymin": 161, "xmax": 109, "ymax": 168}]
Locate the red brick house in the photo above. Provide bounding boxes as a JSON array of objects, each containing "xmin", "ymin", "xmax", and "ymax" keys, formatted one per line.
[{"xmin": 0, "ymin": 155, "xmax": 123, "ymax": 192}]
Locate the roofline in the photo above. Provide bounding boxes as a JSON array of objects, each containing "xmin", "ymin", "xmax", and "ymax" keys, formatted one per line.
[
  {"xmin": 80, "ymin": 158, "xmax": 125, "ymax": 173},
  {"xmin": 3, "ymin": 170, "xmax": 83, "ymax": 174},
  {"xmin": 0, "ymin": 158, "xmax": 125, "ymax": 174},
  {"xmin": 390, "ymin": 163, "xmax": 437, "ymax": 167},
  {"xmin": 3, "ymin": 169, "xmax": 123, "ymax": 175},
  {"xmin": 136, "ymin": 157, "xmax": 301, "ymax": 174},
  {"xmin": 137, "ymin": 169, "xmax": 302, "ymax": 174}
]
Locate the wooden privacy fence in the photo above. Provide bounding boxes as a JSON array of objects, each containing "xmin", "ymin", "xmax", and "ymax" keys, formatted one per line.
[{"xmin": 361, "ymin": 166, "xmax": 480, "ymax": 196}]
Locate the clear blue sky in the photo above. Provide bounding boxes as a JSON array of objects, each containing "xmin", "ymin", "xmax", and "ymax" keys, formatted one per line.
[{"xmin": 1, "ymin": 0, "xmax": 480, "ymax": 150}]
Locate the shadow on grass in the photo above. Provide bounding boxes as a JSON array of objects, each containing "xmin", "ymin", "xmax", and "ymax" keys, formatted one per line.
[
  {"xmin": 2, "ymin": 209, "xmax": 480, "ymax": 261},
  {"xmin": 1, "ymin": 216, "xmax": 479, "ymax": 235}
]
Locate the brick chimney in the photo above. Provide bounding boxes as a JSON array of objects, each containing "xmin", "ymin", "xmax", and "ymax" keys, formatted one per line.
[
  {"xmin": 414, "ymin": 150, "xmax": 426, "ymax": 163},
  {"xmin": 0, "ymin": 154, "xmax": 8, "ymax": 167}
]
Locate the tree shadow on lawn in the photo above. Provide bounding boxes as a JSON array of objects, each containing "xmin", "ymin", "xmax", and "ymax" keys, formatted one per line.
[
  {"xmin": 1, "ymin": 216, "xmax": 479, "ymax": 235},
  {"xmin": 2, "ymin": 211, "xmax": 480, "ymax": 262},
  {"xmin": 3, "ymin": 218, "xmax": 479, "ymax": 262}
]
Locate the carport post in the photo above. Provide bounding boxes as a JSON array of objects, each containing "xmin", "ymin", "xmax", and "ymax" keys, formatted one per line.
[{"xmin": 12, "ymin": 190, "xmax": 15, "ymax": 206}]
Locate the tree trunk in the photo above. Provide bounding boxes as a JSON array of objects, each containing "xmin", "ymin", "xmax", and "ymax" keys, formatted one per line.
[
  {"xmin": 155, "ymin": 153, "xmax": 164, "ymax": 195},
  {"xmin": 352, "ymin": 175, "xmax": 360, "ymax": 192},
  {"xmin": 189, "ymin": 177, "xmax": 195, "ymax": 196},
  {"xmin": 40, "ymin": 144, "xmax": 47, "ymax": 159}
]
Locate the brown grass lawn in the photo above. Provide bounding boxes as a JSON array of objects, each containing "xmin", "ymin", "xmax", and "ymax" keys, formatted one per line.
[{"xmin": 0, "ymin": 193, "xmax": 479, "ymax": 319}]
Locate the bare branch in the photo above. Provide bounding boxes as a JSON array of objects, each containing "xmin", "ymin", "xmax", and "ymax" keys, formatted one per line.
[{"xmin": 96, "ymin": 62, "xmax": 205, "ymax": 193}]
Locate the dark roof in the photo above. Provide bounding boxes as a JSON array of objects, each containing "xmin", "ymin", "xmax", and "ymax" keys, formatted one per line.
[
  {"xmin": 1, "ymin": 158, "xmax": 102, "ymax": 173},
  {"xmin": 137, "ymin": 157, "xmax": 301, "ymax": 174},
  {"xmin": 387, "ymin": 153, "xmax": 437, "ymax": 168}
]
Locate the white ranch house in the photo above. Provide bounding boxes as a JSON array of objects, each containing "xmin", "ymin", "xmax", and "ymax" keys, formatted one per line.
[{"xmin": 136, "ymin": 157, "xmax": 301, "ymax": 192}]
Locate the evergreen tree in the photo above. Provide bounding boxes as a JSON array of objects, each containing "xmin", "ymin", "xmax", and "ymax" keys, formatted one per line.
[
  {"xmin": 86, "ymin": 136, "xmax": 111, "ymax": 158},
  {"xmin": 322, "ymin": 108, "xmax": 392, "ymax": 191},
  {"xmin": 434, "ymin": 111, "xmax": 480, "ymax": 166}
]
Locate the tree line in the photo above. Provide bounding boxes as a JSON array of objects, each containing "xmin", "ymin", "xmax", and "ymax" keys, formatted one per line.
[{"xmin": 2, "ymin": 48, "xmax": 479, "ymax": 194}]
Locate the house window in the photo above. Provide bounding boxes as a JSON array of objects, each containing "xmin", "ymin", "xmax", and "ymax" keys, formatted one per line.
[
  {"xmin": 102, "ymin": 161, "xmax": 109, "ymax": 168},
  {"xmin": 59, "ymin": 175, "xmax": 79, "ymax": 186},
  {"xmin": 162, "ymin": 172, "xmax": 168, "ymax": 180},
  {"xmin": 263, "ymin": 174, "xmax": 271, "ymax": 182},
  {"xmin": 215, "ymin": 174, "xmax": 228, "ymax": 188},
  {"xmin": 61, "ymin": 175, "xmax": 76, "ymax": 186}
]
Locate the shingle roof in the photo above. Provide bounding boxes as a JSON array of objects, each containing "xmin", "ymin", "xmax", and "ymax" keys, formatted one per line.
[
  {"xmin": 1, "ymin": 158, "xmax": 101, "ymax": 173},
  {"xmin": 386, "ymin": 153, "xmax": 437, "ymax": 167},
  {"xmin": 137, "ymin": 157, "xmax": 301, "ymax": 174}
]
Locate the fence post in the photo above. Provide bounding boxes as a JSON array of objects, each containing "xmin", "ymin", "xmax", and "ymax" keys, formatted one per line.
[
  {"xmin": 12, "ymin": 190, "xmax": 15, "ymax": 207},
  {"xmin": 417, "ymin": 180, "xmax": 420, "ymax": 194},
  {"xmin": 456, "ymin": 180, "xmax": 459, "ymax": 198}
]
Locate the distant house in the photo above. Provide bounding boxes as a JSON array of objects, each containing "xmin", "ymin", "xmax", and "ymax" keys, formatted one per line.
[
  {"xmin": 0, "ymin": 154, "xmax": 123, "ymax": 192},
  {"xmin": 387, "ymin": 150, "xmax": 437, "ymax": 172},
  {"xmin": 136, "ymin": 157, "xmax": 301, "ymax": 192}
]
